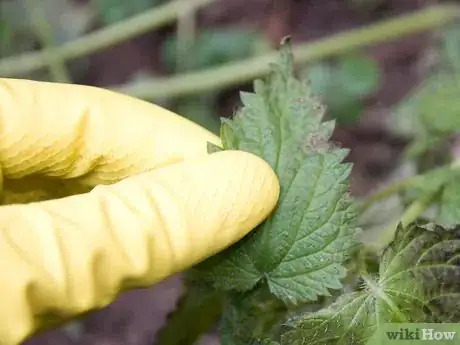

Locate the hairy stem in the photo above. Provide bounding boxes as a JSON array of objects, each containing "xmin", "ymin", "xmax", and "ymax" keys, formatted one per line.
[
  {"xmin": 0, "ymin": 0, "xmax": 215, "ymax": 77},
  {"xmin": 113, "ymin": 4, "xmax": 460, "ymax": 100}
]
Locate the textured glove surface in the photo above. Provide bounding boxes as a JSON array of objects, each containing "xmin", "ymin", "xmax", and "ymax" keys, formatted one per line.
[{"xmin": 0, "ymin": 79, "xmax": 280, "ymax": 344}]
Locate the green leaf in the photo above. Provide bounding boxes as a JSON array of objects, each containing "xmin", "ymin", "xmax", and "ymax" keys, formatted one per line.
[
  {"xmin": 95, "ymin": 0, "xmax": 159, "ymax": 25},
  {"xmin": 437, "ymin": 173, "xmax": 460, "ymax": 227},
  {"xmin": 419, "ymin": 73, "xmax": 460, "ymax": 134},
  {"xmin": 303, "ymin": 56, "xmax": 379, "ymax": 125},
  {"xmin": 390, "ymin": 85, "xmax": 427, "ymax": 138},
  {"xmin": 207, "ymin": 141, "xmax": 224, "ymax": 154},
  {"xmin": 280, "ymin": 223, "xmax": 460, "ymax": 345},
  {"xmin": 404, "ymin": 134, "xmax": 445, "ymax": 159},
  {"xmin": 155, "ymin": 277, "xmax": 224, "ymax": 345},
  {"xmin": 404, "ymin": 165, "xmax": 457, "ymax": 201},
  {"xmin": 337, "ymin": 55, "xmax": 380, "ymax": 97},
  {"xmin": 325, "ymin": 85, "xmax": 364, "ymax": 125},
  {"xmin": 192, "ymin": 42, "xmax": 359, "ymax": 305},
  {"xmin": 162, "ymin": 28, "xmax": 262, "ymax": 71},
  {"xmin": 441, "ymin": 23, "xmax": 460, "ymax": 71},
  {"xmin": 1, "ymin": 0, "xmax": 91, "ymax": 59},
  {"xmin": 390, "ymin": 25, "xmax": 460, "ymax": 145},
  {"xmin": 304, "ymin": 64, "xmax": 334, "ymax": 95},
  {"xmin": 219, "ymin": 285, "xmax": 287, "ymax": 345}
]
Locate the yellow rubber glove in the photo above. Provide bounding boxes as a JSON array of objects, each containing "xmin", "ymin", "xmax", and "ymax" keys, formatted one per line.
[{"xmin": 0, "ymin": 78, "xmax": 280, "ymax": 345}]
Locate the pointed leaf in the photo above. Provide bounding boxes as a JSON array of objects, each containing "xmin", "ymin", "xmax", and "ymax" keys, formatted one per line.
[{"xmin": 192, "ymin": 42, "xmax": 359, "ymax": 305}]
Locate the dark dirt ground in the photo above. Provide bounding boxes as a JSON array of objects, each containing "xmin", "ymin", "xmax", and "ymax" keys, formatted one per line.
[{"xmin": 23, "ymin": 0, "xmax": 438, "ymax": 344}]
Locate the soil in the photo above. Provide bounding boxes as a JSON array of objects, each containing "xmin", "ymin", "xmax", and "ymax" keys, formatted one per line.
[{"xmin": 23, "ymin": 0, "xmax": 438, "ymax": 344}]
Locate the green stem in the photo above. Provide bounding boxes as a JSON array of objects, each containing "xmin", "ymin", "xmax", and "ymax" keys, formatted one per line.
[
  {"xmin": 363, "ymin": 158, "xmax": 460, "ymax": 253},
  {"xmin": 360, "ymin": 160, "xmax": 460, "ymax": 213},
  {"xmin": 24, "ymin": 0, "xmax": 71, "ymax": 83},
  {"xmin": 175, "ymin": 2, "xmax": 197, "ymax": 73},
  {"xmin": 0, "ymin": 0, "xmax": 215, "ymax": 77},
  {"xmin": 399, "ymin": 193, "xmax": 435, "ymax": 227},
  {"xmin": 359, "ymin": 176, "xmax": 421, "ymax": 213},
  {"xmin": 113, "ymin": 4, "xmax": 460, "ymax": 100},
  {"xmin": 366, "ymin": 191, "xmax": 438, "ymax": 254}
]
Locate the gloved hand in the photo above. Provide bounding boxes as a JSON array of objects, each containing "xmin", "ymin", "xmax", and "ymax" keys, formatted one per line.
[{"xmin": 0, "ymin": 78, "xmax": 280, "ymax": 345}]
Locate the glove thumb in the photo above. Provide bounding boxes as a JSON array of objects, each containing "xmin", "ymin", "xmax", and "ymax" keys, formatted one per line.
[{"xmin": 0, "ymin": 150, "xmax": 279, "ymax": 345}]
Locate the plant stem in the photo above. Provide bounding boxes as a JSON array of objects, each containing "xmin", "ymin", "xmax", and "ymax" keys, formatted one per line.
[
  {"xmin": 359, "ymin": 176, "xmax": 421, "ymax": 213},
  {"xmin": 24, "ymin": 0, "xmax": 71, "ymax": 83},
  {"xmin": 366, "ymin": 191, "xmax": 438, "ymax": 254},
  {"xmin": 0, "ymin": 0, "xmax": 215, "ymax": 77},
  {"xmin": 113, "ymin": 4, "xmax": 460, "ymax": 100},
  {"xmin": 399, "ymin": 193, "xmax": 436, "ymax": 228},
  {"xmin": 361, "ymin": 157, "xmax": 460, "ymax": 216},
  {"xmin": 175, "ymin": 2, "xmax": 197, "ymax": 73},
  {"xmin": 363, "ymin": 157, "xmax": 460, "ymax": 253}
]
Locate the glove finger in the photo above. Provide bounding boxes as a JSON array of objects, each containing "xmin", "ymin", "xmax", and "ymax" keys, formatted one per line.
[
  {"xmin": 0, "ymin": 150, "xmax": 280, "ymax": 345},
  {"xmin": 0, "ymin": 78, "xmax": 221, "ymax": 186}
]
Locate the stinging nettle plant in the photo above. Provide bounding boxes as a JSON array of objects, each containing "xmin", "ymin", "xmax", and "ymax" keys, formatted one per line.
[{"xmin": 155, "ymin": 39, "xmax": 460, "ymax": 345}]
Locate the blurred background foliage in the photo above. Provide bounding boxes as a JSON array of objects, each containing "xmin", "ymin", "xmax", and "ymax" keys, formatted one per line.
[
  {"xmin": 161, "ymin": 27, "xmax": 266, "ymax": 132},
  {"xmin": 304, "ymin": 53, "xmax": 381, "ymax": 124},
  {"xmin": 391, "ymin": 21, "xmax": 460, "ymax": 161},
  {"xmin": 95, "ymin": 0, "xmax": 164, "ymax": 25},
  {"xmin": 2, "ymin": 0, "xmax": 460, "ymax": 345},
  {"xmin": 2, "ymin": 0, "xmax": 458, "ymax": 138}
]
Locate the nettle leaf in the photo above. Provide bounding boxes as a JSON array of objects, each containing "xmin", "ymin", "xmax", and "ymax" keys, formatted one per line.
[
  {"xmin": 337, "ymin": 55, "xmax": 380, "ymax": 97},
  {"xmin": 194, "ymin": 41, "xmax": 359, "ymax": 304},
  {"xmin": 419, "ymin": 73, "xmax": 460, "ymax": 134},
  {"xmin": 402, "ymin": 166, "xmax": 460, "ymax": 226},
  {"xmin": 402, "ymin": 165, "xmax": 457, "ymax": 202},
  {"xmin": 302, "ymin": 55, "xmax": 380, "ymax": 125},
  {"xmin": 390, "ymin": 24, "xmax": 460, "ymax": 152},
  {"xmin": 207, "ymin": 142, "xmax": 224, "ymax": 154},
  {"xmin": 437, "ymin": 174, "xmax": 460, "ymax": 227},
  {"xmin": 219, "ymin": 285, "xmax": 287, "ymax": 345},
  {"xmin": 162, "ymin": 28, "xmax": 261, "ymax": 71},
  {"xmin": 440, "ymin": 23, "xmax": 460, "ymax": 72},
  {"xmin": 281, "ymin": 223, "xmax": 460, "ymax": 345},
  {"xmin": 95, "ymin": 0, "xmax": 159, "ymax": 25}
]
